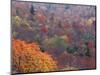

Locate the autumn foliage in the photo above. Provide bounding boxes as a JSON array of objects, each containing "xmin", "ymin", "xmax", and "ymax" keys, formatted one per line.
[
  {"xmin": 12, "ymin": 39, "xmax": 57, "ymax": 73},
  {"xmin": 11, "ymin": 1, "xmax": 96, "ymax": 73}
]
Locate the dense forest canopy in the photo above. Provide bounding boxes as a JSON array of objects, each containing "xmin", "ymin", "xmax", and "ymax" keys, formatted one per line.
[{"xmin": 12, "ymin": 1, "xmax": 96, "ymax": 74}]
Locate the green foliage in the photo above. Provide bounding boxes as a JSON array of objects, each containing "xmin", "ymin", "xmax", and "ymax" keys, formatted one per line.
[
  {"xmin": 81, "ymin": 32, "xmax": 95, "ymax": 42},
  {"xmin": 66, "ymin": 45, "xmax": 77, "ymax": 54},
  {"xmin": 82, "ymin": 43, "xmax": 91, "ymax": 57},
  {"xmin": 44, "ymin": 35, "xmax": 68, "ymax": 50},
  {"xmin": 13, "ymin": 31, "xmax": 18, "ymax": 38},
  {"xmin": 52, "ymin": 36, "xmax": 67, "ymax": 49}
]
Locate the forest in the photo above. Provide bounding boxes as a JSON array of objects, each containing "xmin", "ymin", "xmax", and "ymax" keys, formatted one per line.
[{"xmin": 11, "ymin": 1, "xmax": 96, "ymax": 74}]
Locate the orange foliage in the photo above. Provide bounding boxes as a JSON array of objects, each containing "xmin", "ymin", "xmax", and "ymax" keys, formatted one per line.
[{"xmin": 12, "ymin": 39, "xmax": 57, "ymax": 73}]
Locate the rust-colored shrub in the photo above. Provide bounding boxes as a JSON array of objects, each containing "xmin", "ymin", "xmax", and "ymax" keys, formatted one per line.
[{"xmin": 12, "ymin": 39, "xmax": 57, "ymax": 73}]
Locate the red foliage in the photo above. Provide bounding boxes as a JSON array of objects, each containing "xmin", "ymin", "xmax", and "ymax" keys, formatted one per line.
[
  {"xmin": 77, "ymin": 56, "xmax": 96, "ymax": 69},
  {"xmin": 41, "ymin": 26, "xmax": 48, "ymax": 33},
  {"xmin": 87, "ymin": 40, "xmax": 94, "ymax": 49},
  {"xmin": 37, "ymin": 13, "xmax": 47, "ymax": 24}
]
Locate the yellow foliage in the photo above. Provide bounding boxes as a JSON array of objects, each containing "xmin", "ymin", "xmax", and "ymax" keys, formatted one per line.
[
  {"xmin": 85, "ymin": 17, "xmax": 95, "ymax": 27},
  {"xmin": 12, "ymin": 16, "xmax": 22, "ymax": 27}
]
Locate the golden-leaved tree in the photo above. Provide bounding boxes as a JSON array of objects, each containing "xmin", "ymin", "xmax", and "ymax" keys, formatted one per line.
[{"xmin": 12, "ymin": 39, "xmax": 57, "ymax": 73}]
